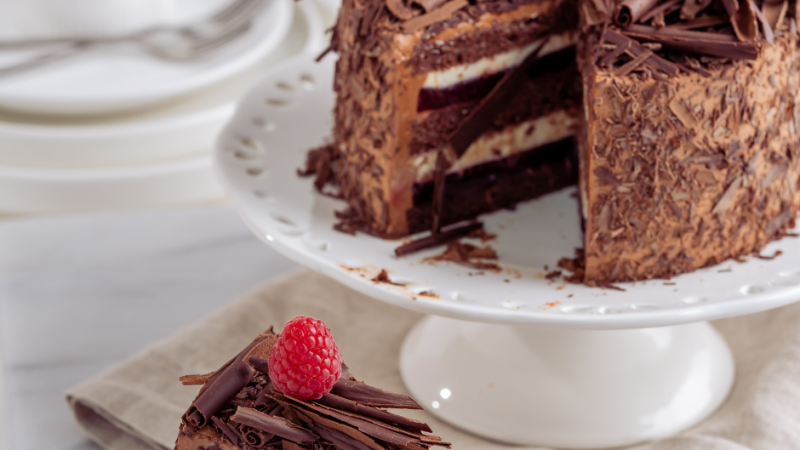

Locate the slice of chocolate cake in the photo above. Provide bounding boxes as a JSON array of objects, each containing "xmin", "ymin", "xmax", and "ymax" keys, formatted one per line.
[
  {"xmin": 175, "ymin": 327, "xmax": 450, "ymax": 450},
  {"xmin": 315, "ymin": 0, "xmax": 582, "ymax": 238},
  {"xmin": 577, "ymin": 0, "xmax": 800, "ymax": 282}
]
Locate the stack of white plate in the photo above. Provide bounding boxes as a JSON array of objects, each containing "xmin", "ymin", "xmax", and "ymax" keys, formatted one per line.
[{"xmin": 0, "ymin": 0, "xmax": 336, "ymax": 214}]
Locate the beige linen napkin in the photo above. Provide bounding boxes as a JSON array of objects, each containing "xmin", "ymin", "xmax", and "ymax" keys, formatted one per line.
[{"xmin": 67, "ymin": 269, "xmax": 800, "ymax": 450}]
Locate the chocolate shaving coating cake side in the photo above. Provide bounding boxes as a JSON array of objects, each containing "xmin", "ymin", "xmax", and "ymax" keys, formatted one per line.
[
  {"xmin": 174, "ymin": 328, "xmax": 450, "ymax": 450},
  {"xmin": 578, "ymin": 0, "xmax": 800, "ymax": 282}
]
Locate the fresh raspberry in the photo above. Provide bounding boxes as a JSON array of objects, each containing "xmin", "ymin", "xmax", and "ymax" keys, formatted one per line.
[{"xmin": 268, "ymin": 316, "xmax": 342, "ymax": 400}]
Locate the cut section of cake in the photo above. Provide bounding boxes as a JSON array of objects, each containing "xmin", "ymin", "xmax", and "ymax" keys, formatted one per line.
[
  {"xmin": 318, "ymin": 0, "xmax": 582, "ymax": 238},
  {"xmin": 175, "ymin": 326, "xmax": 450, "ymax": 450},
  {"xmin": 577, "ymin": 0, "xmax": 800, "ymax": 282}
]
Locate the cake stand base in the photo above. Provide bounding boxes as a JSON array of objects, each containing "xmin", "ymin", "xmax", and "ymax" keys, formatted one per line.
[{"xmin": 399, "ymin": 316, "xmax": 734, "ymax": 449}]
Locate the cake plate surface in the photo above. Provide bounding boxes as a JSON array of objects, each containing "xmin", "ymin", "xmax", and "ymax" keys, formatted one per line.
[{"xmin": 215, "ymin": 54, "xmax": 799, "ymax": 447}]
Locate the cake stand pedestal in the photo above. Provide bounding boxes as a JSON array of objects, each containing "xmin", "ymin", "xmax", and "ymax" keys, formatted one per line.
[{"xmin": 400, "ymin": 317, "xmax": 734, "ymax": 449}]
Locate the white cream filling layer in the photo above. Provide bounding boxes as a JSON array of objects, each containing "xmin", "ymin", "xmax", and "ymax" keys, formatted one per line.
[
  {"xmin": 413, "ymin": 109, "xmax": 577, "ymax": 182},
  {"xmin": 422, "ymin": 31, "xmax": 578, "ymax": 90}
]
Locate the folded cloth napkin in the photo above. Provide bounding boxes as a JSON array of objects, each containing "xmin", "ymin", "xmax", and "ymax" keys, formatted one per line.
[{"xmin": 67, "ymin": 269, "xmax": 800, "ymax": 450}]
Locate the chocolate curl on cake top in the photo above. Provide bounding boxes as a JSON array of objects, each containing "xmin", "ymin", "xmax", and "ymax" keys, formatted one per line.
[
  {"xmin": 614, "ymin": 0, "xmax": 662, "ymax": 26},
  {"xmin": 177, "ymin": 325, "xmax": 450, "ymax": 450},
  {"xmin": 182, "ymin": 328, "xmax": 278, "ymax": 427}
]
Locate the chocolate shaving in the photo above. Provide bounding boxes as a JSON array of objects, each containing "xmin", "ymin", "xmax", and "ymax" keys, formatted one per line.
[
  {"xmin": 756, "ymin": 249, "xmax": 783, "ymax": 259},
  {"xmin": 317, "ymin": 393, "xmax": 432, "ymax": 432},
  {"xmin": 622, "ymin": 25, "xmax": 760, "ymax": 59},
  {"xmin": 331, "ymin": 379, "xmax": 423, "ymax": 409},
  {"xmin": 386, "ymin": 0, "xmax": 416, "ymax": 21},
  {"xmin": 752, "ymin": 0, "xmax": 775, "ymax": 45},
  {"xmin": 712, "ymin": 176, "xmax": 742, "ymax": 214},
  {"xmin": 394, "ymin": 222, "xmax": 484, "ymax": 256},
  {"xmin": 720, "ymin": 0, "xmax": 758, "ymax": 42},
  {"xmin": 584, "ymin": 0, "xmax": 611, "ymax": 25},
  {"xmin": 212, "ymin": 416, "xmax": 241, "ymax": 446},
  {"xmin": 282, "ymin": 440, "xmax": 305, "ymax": 450},
  {"xmin": 762, "ymin": 0, "xmax": 788, "ymax": 30},
  {"xmin": 310, "ymin": 425, "xmax": 373, "ymax": 450},
  {"xmin": 671, "ymin": 14, "xmax": 729, "ymax": 29},
  {"xmin": 585, "ymin": 280, "xmax": 627, "ymax": 291},
  {"xmin": 545, "ymin": 270, "xmax": 563, "ymax": 280},
  {"xmin": 414, "ymin": 0, "xmax": 449, "ymax": 12},
  {"xmin": 602, "ymin": 29, "xmax": 679, "ymax": 75},
  {"xmin": 681, "ymin": 0, "xmax": 715, "ymax": 20},
  {"xmin": 640, "ymin": 0, "xmax": 682, "ymax": 23},
  {"xmin": 594, "ymin": 166, "xmax": 622, "ymax": 185},
  {"xmin": 614, "ymin": 0, "xmax": 662, "ymax": 26},
  {"xmin": 297, "ymin": 408, "xmax": 382, "ymax": 450},
  {"xmin": 448, "ymin": 37, "xmax": 550, "ymax": 157},
  {"xmin": 180, "ymin": 372, "xmax": 214, "ymax": 386},
  {"xmin": 371, "ymin": 269, "xmax": 403, "ymax": 285},
  {"xmin": 669, "ymin": 97, "xmax": 699, "ymax": 127},
  {"xmin": 423, "ymin": 241, "xmax": 500, "ymax": 270},
  {"xmin": 401, "ymin": 0, "xmax": 468, "ymax": 34},
  {"xmin": 616, "ymin": 49, "xmax": 654, "ymax": 75},
  {"xmin": 230, "ymin": 407, "xmax": 318, "ymax": 445},
  {"xmin": 248, "ymin": 357, "xmax": 270, "ymax": 375}
]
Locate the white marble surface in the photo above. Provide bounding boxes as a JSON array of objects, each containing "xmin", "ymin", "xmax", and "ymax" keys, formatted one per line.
[{"xmin": 0, "ymin": 206, "xmax": 297, "ymax": 450}]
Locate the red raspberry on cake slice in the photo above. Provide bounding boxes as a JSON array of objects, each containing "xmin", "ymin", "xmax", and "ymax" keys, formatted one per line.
[{"xmin": 175, "ymin": 316, "xmax": 450, "ymax": 450}]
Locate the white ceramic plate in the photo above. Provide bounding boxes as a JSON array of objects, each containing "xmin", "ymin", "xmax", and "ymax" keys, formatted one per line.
[
  {"xmin": 0, "ymin": 0, "xmax": 293, "ymax": 116},
  {"xmin": 216, "ymin": 54, "xmax": 800, "ymax": 329},
  {"xmin": 0, "ymin": 0, "xmax": 326, "ymax": 214},
  {"xmin": 0, "ymin": 0, "xmax": 324, "ymax": 169}
]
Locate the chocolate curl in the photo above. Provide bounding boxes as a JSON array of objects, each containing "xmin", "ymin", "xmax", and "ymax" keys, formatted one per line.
[
  {"xmin": 752, "ymin": 0, "xmax": 776, "ymax": 44},
  {"xmin": 182, "ymin": 329, "xmax": 278, "ymax": 427},
  {"xmin": 669, "ymin": 15, "xmax": 729, "ymax": 29},
  {"xmin": 721, "ymin": 0, "xmax": 759, "ymax": 41},
  {"xmin": 681, "ymin": 0, "xmax": 715, "ymax": 20},
  {"xmin": 614, "ymin": 0, "xmax": 661, "ymax": 26},
  {"xmin": 394, "ymin": 222, "xmax": 484, "ymax": 256},
  {"xmin": 639, "ymin": 0, "xmax": 682, "ymax": 23},
  {"xmin": 761, "ymin": 0, "xmax": 788, "ymax": 29},
  {"xmin": 583, "ymin": 0, "xmax": 611, "ymax": 25},
  {"xmin": 622, "ymin": 24, "xmax": 761, "ymax": 59},
  {"xmin": 230, "ymin": 407, "xmax": 318, "ymax": 445}
]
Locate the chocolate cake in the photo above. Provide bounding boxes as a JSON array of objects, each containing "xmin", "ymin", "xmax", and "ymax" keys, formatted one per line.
[
  {"xmin": 174, "ymin": 328, "xmax": 450, "ymax": 450},
  {"xmin": 306, "ymin": 0, "xmax": 800, "ymax": 283}
]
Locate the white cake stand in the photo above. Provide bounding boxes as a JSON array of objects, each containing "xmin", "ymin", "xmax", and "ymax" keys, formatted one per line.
[{"xmin": 214, "ymin": 54, "xmax": 800, "ymax": 448}]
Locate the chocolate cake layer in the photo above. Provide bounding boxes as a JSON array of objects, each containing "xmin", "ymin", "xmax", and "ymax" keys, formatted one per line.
[
  {"xmin": 417, "ymin": 45, "xmax": 578, "ymax": 112},
  {"xmin": 410, "ymin": 63, "xmax": 581, "ymax": 156},
  {"xmin": 407, "ymin": 137, "xmax": 578, "ymax": 233},
  {"xmin": 408, "ymin": 0, "xmax": 579, "ymax": 74}
]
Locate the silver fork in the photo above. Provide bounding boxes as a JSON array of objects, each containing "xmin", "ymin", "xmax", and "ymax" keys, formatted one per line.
[{"xmin": 0, "ymin": 0, "xmax": 266, "ymax": 77}]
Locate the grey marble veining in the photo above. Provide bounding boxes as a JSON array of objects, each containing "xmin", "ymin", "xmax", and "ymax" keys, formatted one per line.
[{"xmin": 0, "ymin": 207, "xmax": 297, "ymax": 450}]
